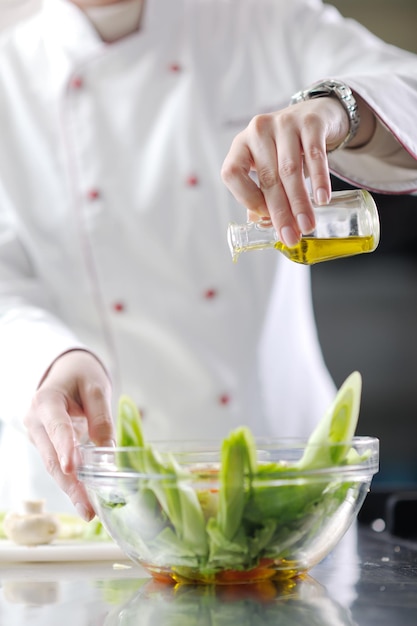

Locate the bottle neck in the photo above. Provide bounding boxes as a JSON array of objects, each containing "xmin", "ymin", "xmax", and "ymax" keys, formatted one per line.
[{"xmin": 227, "ymin": 221, "xmax": 279, "ymax": 262}]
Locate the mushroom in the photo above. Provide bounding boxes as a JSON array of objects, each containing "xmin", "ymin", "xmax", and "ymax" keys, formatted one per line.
[{"xmin": 3, "ymin": 500, "xmax": 60, "ymax": 547}]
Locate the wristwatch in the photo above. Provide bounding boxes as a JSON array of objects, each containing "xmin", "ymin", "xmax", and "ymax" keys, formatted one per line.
[{"xmin": 290, "ymin": 79, "xmax": 360, "ymax": 151}]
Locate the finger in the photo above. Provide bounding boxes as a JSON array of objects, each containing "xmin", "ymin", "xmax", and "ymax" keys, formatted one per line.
[
  {"xmin": 274, "ymin": 113, "xmax": 315, "ymax": 244},
  {"xmin": 243, "ymin": 115, "xmax": 295, "ymax": 235},
  {"xmin": 300, "ymin": 118, "xmax": 331, "ymax": 207},
  {"xmin": 27, "ymin": 389, "xmax": 78, "ymax": 475},
  {"xmin": 221, "ymin": 135, "xmax": 269, "ymax": 218},
  {"xmin": 78, "ymin": 381, "xmax": 115, "ymax": 447},
  {"xmin": 29, "ymin": 422, "xmax": 95, "ymax": 521}
]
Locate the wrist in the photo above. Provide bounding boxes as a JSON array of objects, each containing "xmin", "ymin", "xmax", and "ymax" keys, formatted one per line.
[
  {"xmin": 290, "ymin": 79, "xmax": 360, "ymax": 151},
  {"xmin": 39, "ymin": 349, "xmax": 111, "ymax": 388}
]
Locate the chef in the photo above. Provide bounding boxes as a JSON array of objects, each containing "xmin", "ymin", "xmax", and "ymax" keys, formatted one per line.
[{"xmin": 0, "ymin": 0, "xmax": 416, "ymax": 520}]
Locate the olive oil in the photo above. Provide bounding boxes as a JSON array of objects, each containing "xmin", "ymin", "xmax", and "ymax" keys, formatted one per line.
[
  {"xmin": 276, "ymin": 234, "xmax": 376, "ymax": 264},
  {"xmin": 231, "ymin": 235, "xmax": 375, "ymax": 264}
]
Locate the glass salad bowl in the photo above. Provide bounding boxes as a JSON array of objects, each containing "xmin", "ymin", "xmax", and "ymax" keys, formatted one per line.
[
  {"xmin": 77, "ymin": 435, "xmax": 378, "ymax": 585},
  {"xmin": 77, "ymin": 372, "xmax": 378, "ymax": 584}
]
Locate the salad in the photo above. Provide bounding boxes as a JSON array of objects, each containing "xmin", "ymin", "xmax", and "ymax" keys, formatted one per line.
[{"xmin": 88, "ymin": 371, "xmax": 377, "ymax": 583}]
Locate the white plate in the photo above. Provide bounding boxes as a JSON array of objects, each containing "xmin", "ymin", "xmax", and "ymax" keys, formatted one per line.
[{"xmin": 0, "ymin": 539, "xmax": 128, "ymax": 563}]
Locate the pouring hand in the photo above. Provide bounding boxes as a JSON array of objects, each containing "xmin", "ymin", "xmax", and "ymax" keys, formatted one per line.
[{"xmin": 221, "ymin": 96, "xmax": 373, "ymax": 247}]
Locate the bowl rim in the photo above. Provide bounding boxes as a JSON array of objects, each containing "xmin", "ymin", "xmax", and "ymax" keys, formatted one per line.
[
  {"xmin": 76, "ymin": 436, "xmax": 379, "ymax": 480},
  {"xmin": 77, "ymin": 435, "xmax": 379, "ymax": 451}
]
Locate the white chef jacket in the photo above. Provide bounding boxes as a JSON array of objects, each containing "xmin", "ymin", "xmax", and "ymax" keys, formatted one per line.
[{"xmin": 0, "ymin": 0, "xmax": 417, "ymax": 515}]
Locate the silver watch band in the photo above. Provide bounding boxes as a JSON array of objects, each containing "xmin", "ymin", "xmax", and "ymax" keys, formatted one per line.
[{"xmin": 290, "ymin": 79, "xmax": 360, "ymax": 151}]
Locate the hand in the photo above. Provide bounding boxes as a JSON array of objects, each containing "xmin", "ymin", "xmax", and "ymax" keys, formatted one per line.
[
  {"xmin": 24, "ymin": 350, "xmax": 114, "ymax": 521},
  {"xmin": 221, "ymin": 97, "xmax": 351, "ymax": 247}
]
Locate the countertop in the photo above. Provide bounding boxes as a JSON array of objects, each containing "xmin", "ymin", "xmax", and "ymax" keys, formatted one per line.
[{"xmin": 1, "ymin": 524, "xmax": 416, "ymax": 625}]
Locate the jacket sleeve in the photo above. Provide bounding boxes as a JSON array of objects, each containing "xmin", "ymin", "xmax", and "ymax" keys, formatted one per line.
[
  {"xmin": 286, "ymin": 0, "xmax": 417, "ymax": 192},
  {"xmin": 0, "ymin": 204, "xmax": 86, "ymax": 432}
]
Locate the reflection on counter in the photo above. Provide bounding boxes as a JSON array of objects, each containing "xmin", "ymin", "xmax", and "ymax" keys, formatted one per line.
[
  {"xmin": 0, "ymin": 564, "xmax": 145, "ymax": 626},
  {"xmin": 2, "ymin": 581, "xmax": 59, "ymax": 606},
  {"xmin": 0, "ymin": 529, "xmax": 359, "ymax": 625},
  {"xmin": 0, "ymin": 572, "xmax": 357, "ymax": 626},
  {"xmin": 104, "ymin": 575, "xmax": 357, "ymax": 626}
]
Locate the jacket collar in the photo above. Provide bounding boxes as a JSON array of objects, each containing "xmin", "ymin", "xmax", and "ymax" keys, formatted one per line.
[{"xmin": 41, "ymin": 0, "xmax": 107, "ymax": 64}]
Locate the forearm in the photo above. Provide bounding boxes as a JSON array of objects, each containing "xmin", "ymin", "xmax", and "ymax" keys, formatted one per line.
[
  {"xmin": 346, "ymin": 102, "xmax": 417, "ymax": 168},
  {"xmin": 344, "ymin": 91, "xmax": 417, "ymax": 171},
  {"xmin": 328, "ymin": 82, "xmax": 417, "ymax": 193}
]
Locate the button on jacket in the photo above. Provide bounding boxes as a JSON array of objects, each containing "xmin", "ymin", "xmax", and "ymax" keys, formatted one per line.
[{"xmin": 0, "ymin": 0, "xmax": 416, "ymax": 513}]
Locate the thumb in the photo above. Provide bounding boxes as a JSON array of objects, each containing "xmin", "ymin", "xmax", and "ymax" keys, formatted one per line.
[{"xmin": 80, "ymin": 383, "xmax": 115, "ymax": 446}]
